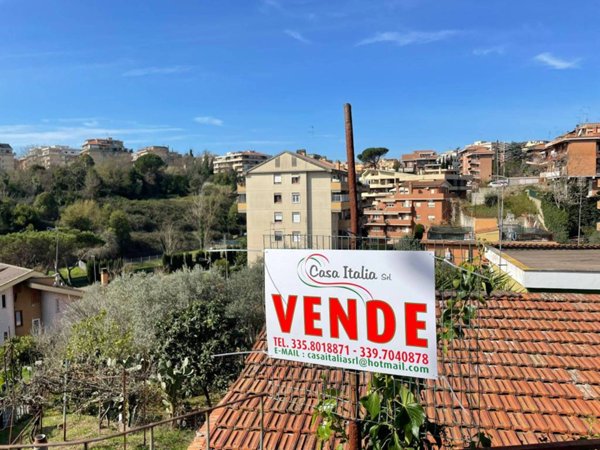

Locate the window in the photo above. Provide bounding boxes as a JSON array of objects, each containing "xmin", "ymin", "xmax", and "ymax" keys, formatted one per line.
[
  {"xmin": 275, "ymin": 158, "xmax": 281, "ymax": 168},
  {"xmin": 291, "ymin": 157, "xmax": 297, "ymax": 167},
  {"xmin": 428, "ymin": 215, "xmax": 436, "ymax": 221},
  {"xmin": 403, "ymin": 201, "xmax": 411, "ymax": 207},
  {"xmin": 2, "ymin": 332, "xmax": 7, "ymax": 341},
  {"xmin": 292, "ymin": 212, "xmax": 301, "ymax": 223},
  {"xmin": 416, "ymin": 215, "xmax": 421, "ymax": 220},
  {"xmin": 291, "ymin": 175, "xmax": 300, "ymax": 184},
  {"xmin": 428, "ymin": 201, "xmax": 435, "ymax": 208},
  {"xmin": 274, "ymin": 212, "xmax": 283, "ymax": 223},
  {"xmin": 273, "ymin": 174, "xmax": 282, "ymax": 184},
  {"xmin": 274, "ymin": 193, "xmax": 282, "ymax": 203},
  {"xmin": 56, "ymin": 298, "xmax": 60, "ymax": 313},
  {"xmin": 274, "ymin": 231, "xmax": 283, "ymax": 241},
  {"xmin": 292, "ymin": 193, "xmax": 300, "ymax": 204},
  {"xmin": 292, "ymin": 231, "xmax": 301, "ymax": 243},
  {"xmin": 32, "ymin": 319, "xmax": 41, "ymax": 336},
  {"xmin": 415, "ymin": 202, "xmax": 421, "ymax": 207},
  {"xmin": 1, "ymin": 294, "xmax": 5, "ymax": 308},
  {"xmin": 15, "ymin": 311, "xmax": 23, "ymax": 327}
]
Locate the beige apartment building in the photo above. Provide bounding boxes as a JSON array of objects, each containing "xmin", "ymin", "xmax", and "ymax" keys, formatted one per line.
[
  {"xmin": 0, "ymin": 144, "xmax": 16, "ymax": 173},
  {"xmin": 81, "ymin": 137, "xmax": 130, "ymax": 164},
  {"xmin": 238, "ymin": 151, "xmax": 351, "ymax": 263},
  {"xmin": 213, "ymin": 151, "xmax": 270, "ymax": 176},
  {"xmin": 19, "ymin": 145, "xmax": 80, "ymax": 170}
]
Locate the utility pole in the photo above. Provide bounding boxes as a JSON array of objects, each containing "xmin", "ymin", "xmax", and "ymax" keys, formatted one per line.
[{"xmin": 344, "ymin": 103, "xmax": 361, "ymax": 450}]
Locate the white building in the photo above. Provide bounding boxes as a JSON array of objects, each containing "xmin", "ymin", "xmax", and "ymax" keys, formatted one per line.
[
  {"xmin": 19, "ymin": 145, "xmax": 80, "ymax": 170},
  {"xmin": 0, "ymin": 144, "xmax": 16, "ymax": 173},
  {"xmin": 0, "ymin": 263, "xmax": 84, "ymax": 343}
]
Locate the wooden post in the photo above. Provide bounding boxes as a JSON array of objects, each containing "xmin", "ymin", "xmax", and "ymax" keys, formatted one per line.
[
  {"xmin": 122, "ymin": 368, "xmax": 127, "ymax": 450},
  {"xmin": 62, "ymin": 361, "xmax": 68, "ymax": 441},
  {"xmin": 206, "ymin": 410, "xmax": 211, "ymax": 450},
  {"xmin": 344, "ymin": 103, "xmax": 362, "ymax": 450},
  {"xmin": 150, "ymin": 426, "xmax": 155, "ymax": 450}
]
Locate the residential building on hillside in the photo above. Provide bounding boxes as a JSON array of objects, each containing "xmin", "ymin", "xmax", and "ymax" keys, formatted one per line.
[
  {"xmin": 0, "ymin": 143, "xmax": 16, "ymax": 173},
  {"xmin": 19, "ymin": 145, "xmax": 80, "ymax": 170},
  {"xmin": 0, "ymin": 263, "xmax": 84, "ymax": 343},
  {"xmin": 81, "ymin": 137, "xmax": 130, "ymax": 164},
  {"xmin": 238, "ymin": 151, "xmax": 351, "ymax": 263},
  {"xmin": 213, "ymin": 150, "xmax": 270, "ymax": 176},
  {"xmin": 363, "ymin": 179, "xmax": 455, "ymax": 240},
  {"xmin": 460, "ymin": 145, "xmax": 494, "ymax": 183},
  {"xmin": 132, "ymin": 145, "xmax": 169, "ymax": 162},
  {"xmin": 401, "ymin": 150, "xmax": 439, "ymax": 174},
  {"xmin": 360, "ymin": 168, "xmax": 467, "ymax": 207},
  {"xmin": 530, "ymin": 123, "xmax": 600, "ymax": 179}
]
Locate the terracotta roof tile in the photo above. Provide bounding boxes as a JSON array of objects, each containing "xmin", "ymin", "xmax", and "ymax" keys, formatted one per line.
[{"xmin": 189, "ymin": 293, "xmax": 600, "ymax": 449}]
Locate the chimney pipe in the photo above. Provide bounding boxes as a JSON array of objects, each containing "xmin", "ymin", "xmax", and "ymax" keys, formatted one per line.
[
  {"xmin": 100, "ymin": 269, "xmax": 110, "ymax": 286},
  {"xmin": 344, "ymin": 104, "xmax": 359, "ymax": 242}
]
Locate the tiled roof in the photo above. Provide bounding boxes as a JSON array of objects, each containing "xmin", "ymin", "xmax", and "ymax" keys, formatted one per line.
[
  {"xmin": 0, "ymin": 263, "xmax": 39, "ymax": 289},
  {"xmin": 189, "ymin": 293, "xmax": 600, "ymax": 449}
]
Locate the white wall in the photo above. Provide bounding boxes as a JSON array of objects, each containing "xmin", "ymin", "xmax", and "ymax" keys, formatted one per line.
[
  {"xmin": 41, "ymin": 292, "xmax": 72, "ymax": 332},
  {"xmin": 0, "ymin": 288, "xmax": 15, "ymax": 343}
]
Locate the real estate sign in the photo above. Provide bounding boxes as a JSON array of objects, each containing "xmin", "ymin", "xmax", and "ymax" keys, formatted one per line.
[{"xmin": 264, "ymin": 249, "xmax": 437, "ymax": 379}]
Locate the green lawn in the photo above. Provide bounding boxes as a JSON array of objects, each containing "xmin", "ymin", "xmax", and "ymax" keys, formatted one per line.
[{"xmin": 3, "ymin": 412, "xmax": 196, "ymax": 449}]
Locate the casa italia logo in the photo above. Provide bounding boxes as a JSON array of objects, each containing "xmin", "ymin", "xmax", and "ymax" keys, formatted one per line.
[{"xmin": 296, "ymin": 253, "xmax": 375, "ymax": 303}]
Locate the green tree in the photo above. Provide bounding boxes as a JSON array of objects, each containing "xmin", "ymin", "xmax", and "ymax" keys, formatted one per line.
[
  {"xmin": 192, "ymin": 183, "xmax": 234, "ymax": 248},
  {"xmin": 109, "ymin": 210, "xmax": 131, "ymax": 251},
  {"xmin": 12, "ymin": 204, "xmax": 40, "ymax": 230},
  {"xmin": 154, "ymin": 289, "xmax": 246, "ymax": 406},
  {"xmin": 60, "ymin": 199, "xmax": 104, "ymax": 231},
  {"xmin": 358, "ymin": 147, "xmax": 389, "ymax": 168},
  {"xmin": 33, "ymin": 192, "xmax": 59, "ymax": 222}
]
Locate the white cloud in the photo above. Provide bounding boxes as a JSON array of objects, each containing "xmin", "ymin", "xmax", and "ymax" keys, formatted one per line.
[
  {"xmin": 0, "ymin": 124, "xmax": 182, "ymax": 147},
  {"xmin": 284, "ymin": 29, "xmax": 311, "ymax": 44},
  {"xmin": 122, "ymin": 66, "xmax": 191, "ymax": 77},
  {"xmin": 193, "ymin": 116, "xmax": 224, "ymax": 126},
  {"xmin": 473, "ymin": 45, "xmax": 505, "ymax": 56},
  {"xmin": 357, "ymin": 30, "xmax": 458, "ymax": 46},
  {"xmin": 534, "ymin": 52, "xmax": 580, "ymax": 70}
]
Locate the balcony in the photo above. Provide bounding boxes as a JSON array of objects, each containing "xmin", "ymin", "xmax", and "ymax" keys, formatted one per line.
[
  {"xmin": 331, "ymin": 180, "xmax": 348, "ymax": 191},
  {"xmin": 236, "ymin": 184, "xmax": 246, "ymax": 193},
  {"xmin": 387, "ymin": 229, "xmax": 412, "ymax": 238},
  {"xmin": 367, "ymin": 230, "xmax": 386, "ymax": 238},
  {"xmin": 331, "ymin": 201, "xmax": 350, "ymax": 212},
  {"xmin": 386, "ymin": 218, "xmax": 413, "ymax": 226},
  {"xmin": 237, "ymin": 202, "xmax": 247, "ymax": 213}
]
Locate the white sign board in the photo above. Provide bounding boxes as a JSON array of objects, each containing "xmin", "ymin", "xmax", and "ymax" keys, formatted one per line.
[{"xmin": 264, "ymin": 249, "xmax": 437, "ymax": 379}]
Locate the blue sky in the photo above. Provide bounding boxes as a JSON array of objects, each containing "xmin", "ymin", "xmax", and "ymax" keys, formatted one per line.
[{"xmin": 0, "ymin": 0, "xmax": 598, "ymax": 160}]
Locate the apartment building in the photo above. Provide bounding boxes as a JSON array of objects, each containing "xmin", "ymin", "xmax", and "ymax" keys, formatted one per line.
[
  {"xmin": 132, "ymin": 145, "xmax": 170, "ymax": 162},
  {"xmin": 213, "ymin": 151, "xmax": 270, "ymax": 176},
  {"xmin": 0, "ymin": 263, "xmax": 83, "ymax": 343},
  {"xmin": 0, "ymin": 144, "xmax": 16, "ymax": 173},
  {"xmin": 81, "ymin": 137, "xmax": 130, "ymax": 164},
  {"xmin": 360, "ymin": 168, "xmax": 467, "ymax": 207},
  {"xmin": 533, "ymin": 123, "xmax": 600, "ymax": 179},
  {"xmin": 238, "ymin": 151, "xmax": 351, "ymax": 263},
  {"xmin": 363, "ymin": 180, "xmax": 454, "ymax": 241},
  {"xmin": 401, "ymin": 150, "xmax": 439, "ymax": 174},
  {"xmin": 460, "ymin": 145, "xmax": 494, "ymax": 183},
  {"xmin": 19, "ymin": 145, "xmax": 80, "ymax": 170}
]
